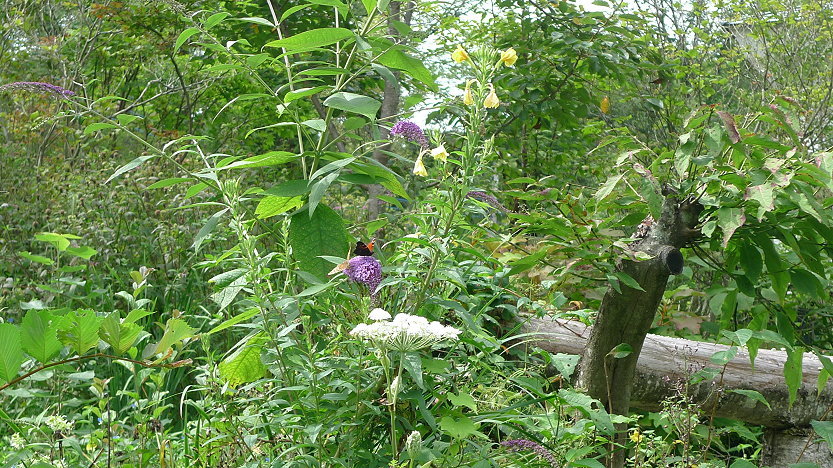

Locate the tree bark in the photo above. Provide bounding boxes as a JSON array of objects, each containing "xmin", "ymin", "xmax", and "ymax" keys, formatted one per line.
[{"xmin": 575, "ymin": 194, "xmax": 701, "ymax": 467}]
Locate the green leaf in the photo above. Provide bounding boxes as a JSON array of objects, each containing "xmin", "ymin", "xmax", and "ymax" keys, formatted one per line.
[
  {"xmin": 572, "ymin": 459, "xmax": 606, "ymax": 468},
  {"xmin": 105, "ymin": 155, "xmax": 155, "ymax": 184},
  {"xmin": 439, "ymin": 415, "xmax": 478, "ymax": 439},
  {"xmin": 608, "ymin": 343, "xmax": 633, "ymax": 359},
  {"xmin": 56, "ymin": 309, "xmax": 103, "ymax": 355},
  {"xmin": 718, "ymin": 206, "xmax": 745, "ymax": 248},
  {"xmin": 99, "ymin": 312, "xmax": 142, "ymax": 355},
  {"xmin": 193, "ymin": 208, "xmax": 228, "ymax": 252},
  {"xmin": 376, "ymin": 48, "xmax": 436, "ymax": 88},
  {"xmin": 738, "ymin": 242, "xmax": 762, "ymax": 282},
  {"xmin": 18, "ymin": 251, "xmax": 54, "ymax": 265},
  {"xmin": 745, "ymin": 184, "xmax": 775, "ymax": 220},
  {"xmin": 203, "ymin": 11, "xmax": 230, "ymax": 29},
  {"xmin": 174, "ymin": 27, "xmax": 200, "ymax": 53},
  {"xmin": 0, "ymin": 323, "xmax": 23, "ymax": 384},
  {"xmin": 507, "ymin": 249, "xmax": 548, "ymax": 276},
  {"xmin": 323, "ymin": 92, "xmax": 381, "ymax": 119},
  {"xmin": 264, "ymin": 27, "xmax": 353, "ymax": 51},
  {"xmin": 219, "ymin": 151, "xmax": 298, "ymax": 170},
  {"xmin": 730, "ymin": 389, "xmax": 771, "ymax": 410},
  {"xmin": 710, "ymin": 346, "xmax": 738, "ymax": 366},
  {"xmin": 265, "ymin": 180, "xmax": 310, "ymax": 197},
  {"xmin": 402, "ymin": 352, "xmax": 424, "ymax": 389},
  {"xmin": 785, "ymin": 347, "xmax": 804, "ymax": 407},
  {"xmin": 595, "ymin": 174, "xmax": 623, "ymax": 201},
  {"xmin": 207, "ymin": 308, "xmax": 260, "ymax": 335},
  {"xmin": 21, "ymin": 310, "xmax": 62, "ymax": 363},
  {"xmin": 729, "ymin": 461, "xmax": 758, "ymax": 468},
  {"xmin": 35, "ymin": 232, "xmax": 75, "ymax": 251},
  {"xmin": 284, "ymin": 86, "xmax": 330, "ymax": 103},
  {"xmin": 116, "ymin": 114, "xmax": 141, "ymax": 125},
  {"xmin": 255, "ymin": 195, "xmax": 303, "ymax": 219},
  {"xmin": 612, "ymin": 272, "xmax": 645, "ymax": 291},
  {"xmin": 448, "ymin": 392, "xmax": 477, "ymax": 411},
  {"xmin": 236, "ymin": 17, "xmax": 274, "ymax": 27},
  {"xmin": 811, "ymin": 420, "xmax": 833, "ymax": 452},
  {"xmin": 361, "ymin": 0, "xmax": 377, "ymax": 13},
  {"xmin": 288, "ymin": 204, "xmax": 349, "ymax": 281},
  {"xmin": 219, "ymin": 334, "xmax": 267, "ymax": 386},
  {"xmin": 83, "ymin": 122, "xmax": 117, "ymax": 135},
  {"xmin": 65, "ymin": 245, "xmax": 97, "ymax": 259},
  {"xmin": 143, "ymin": 318, "xmax": 196, "ymax": 359}
]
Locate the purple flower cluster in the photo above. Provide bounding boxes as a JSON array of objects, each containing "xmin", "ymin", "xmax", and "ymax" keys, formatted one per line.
[
  {"xmin": 500, "ymin": 439, "xmax": 558, "ymax": 466},
  {"xmin": 0, "ymin": 81, "xmax": 75, "ymax": 98},
  {"xmin": 344, "ymin": 255, "xmax": 382, "ymax": 295},
  {"xmin": 389, "ymin": 120, "xmax": 429, "ymax": 147},
  {"xmin": 466, "ymin": 191, "xmax": 509, "ymax": 212}
]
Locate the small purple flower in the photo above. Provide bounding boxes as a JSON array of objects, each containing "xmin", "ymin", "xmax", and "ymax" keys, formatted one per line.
[
  {"xmin": 466, "ymin": 191, "xmax": 509, "ymax": 212},
  {"xmin": 500, "ymin": 439, "xmax": 558, "ymax": 466},
  {"xmin": 390, "ymin": 120, "xmax": 429, "ymax": 147},
  {"xmin": 0, "ymin": 81, "xmax": 75, "ymax": 98},
  {"xmin": 345, "ymin": 255, "xmax": 382, "ymax": 295}
]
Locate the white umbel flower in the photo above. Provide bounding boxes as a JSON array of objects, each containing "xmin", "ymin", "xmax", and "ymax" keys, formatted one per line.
[
  {"xmin": 369, "ymin": 308, "xmax": 392, "ymax": 321},
  {"xmin": 349, "ymin": 313, "xmax": 461, "ymax": 351},
  {"xmin": 44, "ymin": 415, "xmax": 73, "ymax": 432},
  {"xmin": 10, "ymin": 432, "xmax": 25, "ymax": 449}
]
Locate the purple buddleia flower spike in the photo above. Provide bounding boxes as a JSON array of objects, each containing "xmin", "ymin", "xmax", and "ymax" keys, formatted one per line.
[
  {"xmin": 466, "ymin": 191, "xmax": 509, "ymax": 212},
  {"xmin": 0, "ymin": 81, "xmax": 75, "ymax": 98},
  {"xmin": 344, "ymin": 256, "xmax": 382, "ymax": 296},
  {"xmin": 389, "ymin": 120, "xmax": 429, "ymax": 147},
  {"xmin": 500, "ymin": 439, "xmax": 558, "ymax": 466}
]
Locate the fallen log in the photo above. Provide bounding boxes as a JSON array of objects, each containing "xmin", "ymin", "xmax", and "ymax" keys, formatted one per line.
[{"xmin": 519, "ymin": 316, "xmax": 833, "ymax": 466}]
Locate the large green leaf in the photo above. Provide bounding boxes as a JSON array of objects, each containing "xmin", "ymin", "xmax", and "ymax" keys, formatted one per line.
[
  {"xmin": 99, "ymin": 312, "xmax": 142, "ymax": 355},
  {"xmin": 717, "ymin": 206, "xmax": 745, "ymax": 248},
  {"xmin": 323, "ymin": 92, "xmax": 381, "ymax": 119},
  {"xmin": 0, "ymin": 323, "xmax": 23, "ymax": 384},
  {"xmin": 143, "ymin": 318, "xmax": 196, "ymax": 359},
  {"xmin": 264, "ymin": 27, "xmax": 353, "ymax": 51},
  {"xmin": 255, "ymin": 195, "xmax": 303, "ymax": 219},
  {"xmin": 56, "ymin": 309, "xmax": 103, "ymax": 355},
  {"xmin": 785, "ymin": 347, "xmax": 804, "ymax": 407},
  {"xmin": 376, "ymin": 48, "xmax": 436, "ymax": 88},
  {"xmin": 288, "ymin": 204, "xmax": 349, "ymax": 281},
  {"xmin": 219, "ymin": 334, "xmax": 267, "ymax": 386},
  {"xmin": 21, "ymin": 310, "xmax": 62, "ymax": 363}
]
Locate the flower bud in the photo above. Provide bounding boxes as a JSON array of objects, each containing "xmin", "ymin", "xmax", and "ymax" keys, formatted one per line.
[
  {"xmin": 405, "ymin": 430, "xmax": 422, "ymax": 459},
  {"xmin": 413, "ymin": 153, "xmax": 428, "ymax": 177},
  {"xmin": 484, "ymin": 84, "xmax": 500, "ymax": 109}
]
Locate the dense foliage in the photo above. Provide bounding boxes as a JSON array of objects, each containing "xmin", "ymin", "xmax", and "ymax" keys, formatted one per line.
[{"xmin": 2, "ymin": 0, "xmax": 833, "ymax": 467}]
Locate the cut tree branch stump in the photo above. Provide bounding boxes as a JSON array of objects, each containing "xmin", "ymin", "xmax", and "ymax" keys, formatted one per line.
[{"xmin": 520, "ymin": 316, "xmax": 833, "ymax": 466}]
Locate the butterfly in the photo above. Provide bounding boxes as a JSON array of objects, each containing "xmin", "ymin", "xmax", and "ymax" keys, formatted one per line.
[{"xmin": 328, "ymin": 241, "xmax": 375, "ymax": 275}]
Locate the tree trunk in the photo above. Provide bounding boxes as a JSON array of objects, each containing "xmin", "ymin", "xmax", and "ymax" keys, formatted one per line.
[
  {"xmin": 520, "ymin": 316, "xmax": 833, "ymax": 467},
  {"xmin": 576, "ymin": 194, "xmax": 701, "ymax": 467}
]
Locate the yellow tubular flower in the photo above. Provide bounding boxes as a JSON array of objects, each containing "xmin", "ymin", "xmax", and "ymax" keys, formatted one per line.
[
  {"xmin": 430, "ymin": 145, "xmax": 449, "ymax": 162},
  {"xmin": 463, "ymin": 79, "xmax": 475, "ymax": 106},
  {"xmin": 452, "ymin": 45, "xmax": 469, "ymax": 63},
  {"xmin": 413, "ymin": 153, "xmax": 428, "ymax": 176},
  {"xmin": 500, "ymin": 47, "xmax": 518, "ymax": 66},
  {"xmin": 484, "ymin": 84, "xmax": 500, "ymax": 108}
]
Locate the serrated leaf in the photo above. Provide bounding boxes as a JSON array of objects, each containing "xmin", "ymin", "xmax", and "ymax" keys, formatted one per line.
[
  {"xmin": 21, "ymin": 310, "xmax": 62, "ymax": 363},
  {"xmin": 323, "ymin": 92, "xmax": 381, "ymax": 119},
  {"xmin": 0, "ymin": 323, "xmax": 23, "ymax": 384},
  {"xmin": 143, "ymin": 318, "xmax": 196, "ymax": 359},
  {"xmin": 56, "ymin": 309, "xmax": 103, "ymax": 355},
  {"xmin": 288, "ymin": 204, "xmax": 349, "ymax": 281},
  {"xmin": 99, "ymin": 312, "xmax": 142, "ymax": 355},
  {"xmin": 219, "ymin": 335, "xmax": 266, "ymax": 386}
]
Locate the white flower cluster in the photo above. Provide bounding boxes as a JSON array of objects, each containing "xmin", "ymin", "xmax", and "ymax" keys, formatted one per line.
[
  {"xmin": 350, "ymin": 311, "xmax": 461, "ymax": 351},
  {"xmin": 44, "ymin": 415, "xmax": 73, "ymax": 432},
  {"xmin": 10, "ymin": 432, "xmax": 25, "ymax": 449}
]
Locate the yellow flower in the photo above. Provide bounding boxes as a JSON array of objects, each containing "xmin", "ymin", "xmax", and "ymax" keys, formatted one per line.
[
  {"xmin": 413, "ymin": 153, "xmax": 428, "ymax": 176},
  {"xmin": 430, "ymin": 145, "xmax": 449, "ymax": 162},
  {"xmin": 600, "ymin": 96, "xmax": 611, "ymax": 114},
  {"xmin": 463, "ymin": 79, "xmax": 475, "ymax": 106},
  {"xmin": 500, "ymin": 47, "xmax": 518, "ymax": 66},
  {"xmin": 452, "ymin": 45, "xmax": 469, "ymax": 63},
  {"xmin": 629, "ymin": 430, "xmax": 643, "ymax": 444},
  {"xmin": 484, "ymin": 84, "xmax": 500, "ymax": 108}
]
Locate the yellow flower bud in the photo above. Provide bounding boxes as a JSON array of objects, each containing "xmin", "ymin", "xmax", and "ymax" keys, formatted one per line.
[
  {"xmin": 601, "ymin": 96, "xmax": 611, "ymax": 114},
  {"xmin": 484, "ymin": 84, "xmax": 500, "ymax": 108},
  {"xmin": 500, "ymin": 47, "xmax": 518, "ymax": 66},
  {"xmin": 413, "ymin": 153, "xmax": 428, "ymax": 177},
  {"xmin": 463, "ymin": 79, "xmax": 475, "ymax": 106},
  {"xmin": 452, "ymin": 45, "xmax": 469, "ymax": 63},
  {"xmin": 430, "ymin": 145, "xmax": 449, "ymax": 162}
]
